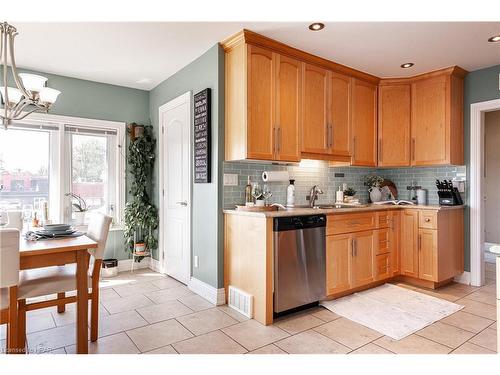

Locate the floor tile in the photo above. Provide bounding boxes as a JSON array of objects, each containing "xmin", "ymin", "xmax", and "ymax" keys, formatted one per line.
[
  {"xmin": 66, "ymin": 332, "xmax": 140, "ymax": 354},
  {"xmin": 222, "ymin": 319, "xmax": 289, "ymax": 351},
  {"xmin": 463, "ymin": 289, "xmax": 497, "ymax": 306},
  {"xmin": 98, "ymin": 310, "xmax": 149, "ymax": 338},
  {"xmin": 455, "ymin": 298, "xmax": 497, "ymax": 320},
  {"xmin": 416, "ymin": 322, "xmax": 475, "ymax": 349},
  {"xmin": 177, "ymin": 308, "xmax": 238, "ymax": 335},
  {"xmin": 48, "ymin": 348, "xmax": 67, "ymax": 354},
  {"xmin": 136, "ymin": 300, "xmax": 193, "ymax": 324},
  {"xmin": 151, "ymin": 277, "xmax": 184, "ymax": 290},
  {"xmin": 313, "ymin": 318, "xmax": 383, "ymax": 350},
  {"xmin": 311, "ymin": 307, "xmax": 341, "ymax": 322},
  {"xmin": 51, "ymin": 303, "xmax": 109, "ymax": 327},
  {"xmin": 112, "ymin": 282, "xmax": 160, "ymax": 298},
  {"xmin": 144, "ymin": 286, "xmax": 193, "ymax": 304},
  {"xmin": 451, "ymin": 342, "xmax": 496, "ymax": 354},
  {"xmin": 217, "ymin": 305, "xmax": 250, "ymax": 322},
  {"xmin": 27, "ymin": 324, "xmax": 80, "ymax": 353},
  {"xmin": 98, "ymin": 288, "xmax": 122, "ymax": 302},
  {"xmin": 440, "ymin": 311, "xmax": 494, "ymax": 333},
  {"xmin": 374, "ymin": 334, "xmax": 452, "ymax": 354},
  {"xmin": 126, "ymin": 319, "xmax": 193, "ymax": 352},
  {"xmin": 247, "ymin": 344, "xmax": 287, "ymax": 354},
  {"xmin": 1, "ymin": 311, "xmax": 55, "ymax": 339},
  {"xmin": 468, "ymin": 328, "xmax": 497, "ymax": 352},
  {"xmin": 275, "ymin": 330, "xmax": 350, "ymax": 354},
  {"xmin": 178, "ymin": 294, "xmax": 214, "ymax": 312},
  {"xmin": 143, "ymin": 345, "xmax": 178, "ymax": 354},
  {"xmin": 101, "ymin": 294, "xmax": 153, "ymax": 314},
  {"xmin": 173, "ymin": 330, "xmax": 247, "ymax": 354},
  {"xmin": 274, "ymin": 313, "xmax": 325, "ymax": 335},
  {"xmin": 350, "ymin": 343, "xmax": 394, "ymax": 354}
]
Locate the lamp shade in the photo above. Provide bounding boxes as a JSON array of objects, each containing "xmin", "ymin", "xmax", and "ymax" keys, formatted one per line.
[
  {"xmin": 0, "ymin": 86, "xmax": 23, "ymax": 105},
  {"xmin": 19, "ymin": 73, "xmax": 48, "ymax": 93},
  {"xmin": 39, "ymin": 87, "xmax": 61, "ymax": 104}
]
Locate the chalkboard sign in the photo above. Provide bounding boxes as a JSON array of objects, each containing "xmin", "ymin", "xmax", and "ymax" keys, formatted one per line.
[{"xmin": 193, "ymin": 88, "xmax": 211, "ymax": 183}]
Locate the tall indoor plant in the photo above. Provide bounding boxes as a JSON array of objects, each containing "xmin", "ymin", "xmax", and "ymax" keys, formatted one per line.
[{"xmin": 124, "ymin": 124, "xmax": 159, "ymax": 258}]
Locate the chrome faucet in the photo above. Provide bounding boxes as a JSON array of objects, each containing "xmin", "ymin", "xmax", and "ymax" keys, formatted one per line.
[{"xmin": 308, "ymin": 185, "xmax": 324, "ymax": 208}]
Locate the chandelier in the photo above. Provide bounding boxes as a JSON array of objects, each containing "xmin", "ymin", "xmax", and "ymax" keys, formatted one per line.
[{"xmin": 0, "ymin": 22, "xmax": 61, "ymax": 129}]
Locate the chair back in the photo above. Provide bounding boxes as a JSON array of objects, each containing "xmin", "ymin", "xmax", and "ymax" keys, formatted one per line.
[
  {"xmin": 86, "ymin": 213, "xmax": 112, "ymax": 260},
  {"xmin": 5, "ymin": 211, "xmax": 23, "ymax": 231},
  {"xmin": 0, "ymin": 228, "xmax": 20, "ymax": 288}
]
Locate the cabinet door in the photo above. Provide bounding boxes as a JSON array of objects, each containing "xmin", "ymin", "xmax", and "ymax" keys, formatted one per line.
[
  {"xmin": 247, "ymin": 45, "xmax": 275, "ymax": 160},
  {"xmin": 302, "ymin": 63, "xmax": 329, "ymax": 154},
  {"xmin": 411, "ymin": 76, "xmax": 448, "ymax": 165},
  {"xmin": 418, "ymin": 229, "xmax": 438, "ymax": 281},
  {"xmin": 326, "ymin": 234, "xmax": 351, "ymax": 295},
  {"xmin": 378, "ymin": 84, "xmax": 411, "ymax": 166},
  {"xmin": 390, "ymin": 211, "xmax": 401, "ymax": 275},
  {"xmin": 328, "ymin": 72, "xmax": 351, "ymax": 157},
  {"xmin": 275, "ymin": 54, "xmax": 301, "ymax": 162},
  {"xmin": 400, "ymin": 210, "xmax": 419, "ymax": 277},
  {"xmin": 351, "ymin": 230, "xmax": 375, "ymax": 287},
  {"xmin": 352, "ymin": 79, "xmax": 377, "ymax": 166}
]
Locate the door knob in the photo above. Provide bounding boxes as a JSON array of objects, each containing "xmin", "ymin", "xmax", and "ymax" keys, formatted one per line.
[{"xmin": 176, "ymin": 201, "xmax": 188, "ymax": 206}]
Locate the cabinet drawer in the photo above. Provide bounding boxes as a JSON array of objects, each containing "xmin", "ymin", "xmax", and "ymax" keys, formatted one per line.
[
  {"xmin": 377, "ymin": 211, "xmax": 391, "ymax": 228},
  {"xmin": 419, "ymin": 211, "xmax": 437, "ymax": 229},
  {"xmin": 327, "ymin": 213, "xmax": 376, "ymax": 235},
  {"xmin": 375, "ymin": 253, "xmax": 392, "ymax": 281},
  {"xmin": 376, "ymin": 229, "xmax": 390, "ymax": 255}
]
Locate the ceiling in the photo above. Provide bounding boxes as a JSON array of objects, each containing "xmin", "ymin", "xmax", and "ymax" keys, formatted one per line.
[{"xmin": 13, "ymin": 22, "xmax": 500, "ymax": 90}]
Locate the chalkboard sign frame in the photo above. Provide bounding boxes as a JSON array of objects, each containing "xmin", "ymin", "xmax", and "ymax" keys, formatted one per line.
[{"xmin": 193, "ymin": 88, "xmax": 211, "ymax": 183}]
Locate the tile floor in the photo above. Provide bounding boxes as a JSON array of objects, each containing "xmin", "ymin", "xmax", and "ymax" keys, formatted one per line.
[{"xmin": 0, "ymin": 262, "xmax": 497, "ymax": 354}]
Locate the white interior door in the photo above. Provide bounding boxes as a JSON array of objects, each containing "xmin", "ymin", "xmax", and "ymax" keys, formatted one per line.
[{"xmin": 159, "ymin": 92, "xmax": 191, "ymax": 284}]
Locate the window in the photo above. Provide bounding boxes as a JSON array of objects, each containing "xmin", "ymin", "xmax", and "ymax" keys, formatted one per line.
[{"xmin": 0, "ymin": 114, "xmax": 125, "ymax": 227}]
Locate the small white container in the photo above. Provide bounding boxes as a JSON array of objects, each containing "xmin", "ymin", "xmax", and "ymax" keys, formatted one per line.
[
  {"xmin": 416, "ymin": 189, "xmax": 428, "ymax": 205},
  {"xmin": 101, "ymin": 259, "xmax": 118, "ymax": 278},
  {"xmin": 286, "ymin": 179, "xmax": 295, "ymax": 207}
]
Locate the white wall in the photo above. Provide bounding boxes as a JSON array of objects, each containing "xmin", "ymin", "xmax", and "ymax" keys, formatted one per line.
[{"xmin": 484, "ymin": 110, "xmax": 500, "ymax": 244}]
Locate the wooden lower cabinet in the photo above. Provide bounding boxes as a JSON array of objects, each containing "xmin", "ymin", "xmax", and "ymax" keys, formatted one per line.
[
  {"xmin": 418, "ymin": 228, "xmax": 438, "ymax": 281},
  {"xmin": 326, "ymin": 234, "xmax": 351, "ymax": 295},
  {"xmin": 376, "ymin": 253, "xmax": 392, "ymax": 281},
  {"xmin": 351, "ymin": 231, "xmax": 376, "ymax": 287},
  {"xmin": 400, "ymin": 210, "xmax": 419, "ymax": 278}
]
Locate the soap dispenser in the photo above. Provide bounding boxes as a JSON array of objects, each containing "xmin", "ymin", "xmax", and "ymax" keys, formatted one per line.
[
  {"xmin": 336, "ymin": 186, "xmax": 344, "ymax": 203},
  {"xmin": 286, "ymin": 179, "xmax": 295, "ymax": 207}
]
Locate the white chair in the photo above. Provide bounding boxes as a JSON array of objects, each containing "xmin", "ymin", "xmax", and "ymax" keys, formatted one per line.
[
  {"xmin": 0, "ymin": 228, "xmax": 20, "ymax": 354},
  {"xmin": 17, "ymin": 214, "xmax": 112, "ymax": 351}
]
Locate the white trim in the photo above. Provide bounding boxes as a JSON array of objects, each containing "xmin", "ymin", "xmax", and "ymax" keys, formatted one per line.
[
  {"xmin": 117, "ymin": 258, "xmax": 150, "ymax": 273},
  {"xmin": 148, "ymin": 258, "xmax": 162, "ymax": 273},
  {"xmin": 454, "ymin": 271, "xmax": 471, "ymax": 285},
  {"xmin": 188, "ymin": 277, "xmax": 226, "ymax": 306},
  {"xmin": 470, "ymin": 98, "xmax": 500, "ymax": 286},
  {"xmin": 158, "ymin": 91, "xmax": 192, "ymax": 280}
]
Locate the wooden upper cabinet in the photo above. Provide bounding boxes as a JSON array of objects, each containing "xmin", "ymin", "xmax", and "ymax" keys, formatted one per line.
[
  {"xmin": 378, "ymin": 84, "xmax": 411, "ymax": 166},
  {"xmin": 247, "ymin": 45, "xmax": 275, "ymax": 160},
  {"xmin": 351, "ymin": 79, "xmax": 377, "ymax": 166},
  {"xmin": 400, "ymin": 210, "xmax": 419, "ymax": 278},
  {"xmin": 275, "ymin": 54, "xmax": 301, "ymax": 161},
  {"xmin": 328, "ymin": 72, "xmax": 351, "ymax": 157},
  {"xmin": 301, "ymin": 63, "xmax": 329, "ymax": 155},
  {"xmin": 411, "ymin": 70, "xmax": 464, "ymax": 166}
]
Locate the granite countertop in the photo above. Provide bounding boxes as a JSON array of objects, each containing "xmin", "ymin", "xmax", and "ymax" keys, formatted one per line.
[{"xmin": 223, "ymin": 203, "xmax": 465, "ymax": 218}]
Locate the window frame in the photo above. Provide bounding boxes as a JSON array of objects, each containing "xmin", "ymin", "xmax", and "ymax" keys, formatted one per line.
[{"xmin": 10, "ymin": 113, "xmax": 126, "ymax": 228}]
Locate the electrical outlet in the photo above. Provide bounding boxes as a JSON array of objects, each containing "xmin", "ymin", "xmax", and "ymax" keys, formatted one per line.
[
  {"xmin": 223, "ymin": 173, "xmax": 238, "ymax": 186},
  {"xmin": 194, "ymin": 255, "xmax": 199, "ymax": 268}
]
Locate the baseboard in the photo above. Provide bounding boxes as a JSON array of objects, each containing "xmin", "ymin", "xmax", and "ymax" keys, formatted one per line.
[
  {"xmin": 149, "ymin": 258, "xmax": 162, "ymax": 273},
  {"xmin": 454, "ymin": 271, "xmax": 471, "ymax": 285},
  {"xmin": 188, "ymin": 277, "xmax": 226, "ymax": 306},
  {"xmin": 117, "ymin": 258, "xmax": 150, "ymax": 273}
]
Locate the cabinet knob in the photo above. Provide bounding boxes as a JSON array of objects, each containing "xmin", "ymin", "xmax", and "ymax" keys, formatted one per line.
[{"xmin": 425, "ymin": 218, "xmax": 431, "ymax": 222}]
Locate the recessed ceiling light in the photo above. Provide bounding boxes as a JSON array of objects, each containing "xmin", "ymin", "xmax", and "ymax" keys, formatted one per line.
[
  {"xmin": 308, "ymin": 23, "xmax": 325, "ymax": 31},
  {"xmin": 488, "ymin": 35, "xmax": 500, "ymax": 43},
  {"xmin": 400, "ymin": 63, "xmax": 414, "ymax": 69}
]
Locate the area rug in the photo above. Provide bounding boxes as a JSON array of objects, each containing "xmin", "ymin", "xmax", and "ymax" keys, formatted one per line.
[{"xmin": 320, "ymin": 284, "xmax": 463, "ymax": 340}]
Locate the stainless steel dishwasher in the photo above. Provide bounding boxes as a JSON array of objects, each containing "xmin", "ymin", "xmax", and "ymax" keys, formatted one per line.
[{"xmin": 273, "ymin": 214, "xmax": 326, "ymax": 314}]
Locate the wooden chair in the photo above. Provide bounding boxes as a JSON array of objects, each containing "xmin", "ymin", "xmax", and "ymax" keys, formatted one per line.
[
  {"xmin": 0, "ymin": 228, "xmax": 20, "ymax": 354},
  {"xmin": 17, "ymin": 214, "xmax": 112, "ymax": 352}
]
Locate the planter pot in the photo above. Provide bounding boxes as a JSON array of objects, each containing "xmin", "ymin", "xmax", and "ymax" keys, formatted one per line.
[
  {"xmin": 73, "ymin": 211, "xmax": 86, "ymax": 226},
  {"xmin": 369, "ymin": 187, "xmax": 382, "ymax": 203}
]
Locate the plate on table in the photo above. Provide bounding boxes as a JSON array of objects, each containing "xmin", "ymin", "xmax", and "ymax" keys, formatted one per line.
[
  {"xmin": 43, "ymin": 224, "xmax": 72, "ymax": 232},
  {"xmin": 36, "ymin": 229, "xmax": 77, "ymax": 236}
]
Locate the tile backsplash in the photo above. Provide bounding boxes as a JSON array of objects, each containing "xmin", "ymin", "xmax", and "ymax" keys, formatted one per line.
[{"xmin": 223, "ymin": 161, "xmax": 466, "ymax": 209}]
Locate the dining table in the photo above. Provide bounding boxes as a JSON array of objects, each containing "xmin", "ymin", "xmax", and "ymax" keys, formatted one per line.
[{"xmin": 19, "ymin": 235, "xmax": 98, "ymax": 354}]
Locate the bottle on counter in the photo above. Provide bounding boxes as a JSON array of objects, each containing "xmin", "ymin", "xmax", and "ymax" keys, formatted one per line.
[
  {"xmin": 245, "ymin": 176, "xmax": 253, "ymax": 206},
  {"xmin": 336, "ymin": 186, "xmax": 344, "ymax": 203},
  {"xmin": 286, "ymin": 179, "xmax": 295, "ymax": 207}
]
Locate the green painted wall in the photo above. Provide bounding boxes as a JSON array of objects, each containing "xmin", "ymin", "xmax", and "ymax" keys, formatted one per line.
[
  {"xmin": 463, "ymin": 64, "xmax": 500, "ymax": 271},
  {"xmin": 1, "ymin": 67, "xmax": 150, "ymax": 261},
  {"xmin": 149, "ymin": 44, "xmax": 225, "ymax": 289}
]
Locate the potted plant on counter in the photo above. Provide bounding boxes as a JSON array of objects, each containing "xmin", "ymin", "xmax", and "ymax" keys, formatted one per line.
[
  {"xmin": 65, "ymin": 192, "xmax": 88, "ymax": 225},
  {"xmin": 343, "ymin": 187, "xmax": 357, "ymax": 203},
  {"xmin": 363, "ymin": 174, "xmax": 384, "ymax": 203}
]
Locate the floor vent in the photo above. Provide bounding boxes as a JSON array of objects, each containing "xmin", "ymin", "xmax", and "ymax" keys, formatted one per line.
[{"xmin": 228, "ymin": 285, "xmax": 253, "ymax": 318}]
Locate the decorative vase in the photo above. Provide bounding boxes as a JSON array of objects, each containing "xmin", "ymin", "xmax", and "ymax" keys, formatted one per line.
[
  {"xmin": 369, "ymin": 187, "xmax": 382, "ymax": 203},
  {"xmin": 73, "ymin": 211, "xmax": 86, "ymax": 226}
]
